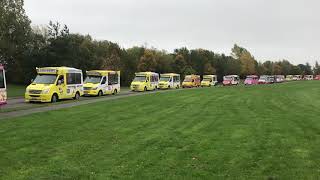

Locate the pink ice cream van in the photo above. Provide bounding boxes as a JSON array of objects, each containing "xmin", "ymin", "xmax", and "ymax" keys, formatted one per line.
[
  {"xmin": 223, "ymin": 75, "xmax": 240, "ymax": 86},
  {"xmin": 244, "ymin": 75, "xmax": 259, "ymax": 85},
  {"xmin": 0, "ymin": 64, "xmax": 7, "ymax": 106}
]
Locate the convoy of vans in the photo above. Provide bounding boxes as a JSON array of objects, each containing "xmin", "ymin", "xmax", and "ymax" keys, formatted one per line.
[
  {"xmin": 182, "ymin": 75, "xmax": 201, "ymax": 88},
  {"xmin": 159, "ymin": 73, "xmax": 180, "ymax": 89},
  {"xmin": 201, "ymin": 75, "xmax": 217, "ymax": 87},
  {"xmin": 84, "ymin": 70, "xmax": 120, "ymax": 96},
  {"xmin": 244, "ymin": 75, "xmax": 259, "ymax": 85},
  {"xmin": 25, "ymin": 67, "xmax": 84, "ymax": 103},
  {"xmin": 223, "ymin": 75, "xmax": 240, "ymax": 86},
  {"xmin": 0, "ymin": 65, "xmax": 315, "ymax": 104},
  {"xmin": 130, "ymin": 72, "xmax": 159, "ymax": 91},
  {"xmin": 0, "ymin": 64, "xmax": 7, "ymax": 106}
]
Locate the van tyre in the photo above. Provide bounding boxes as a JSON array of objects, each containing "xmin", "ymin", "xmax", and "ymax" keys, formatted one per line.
[
  {"xmin": 98, "ymin": 90, "xmax": 103, "ymax": 96},
  {"xmin": 74, "ymin": 92, "xmax": 80, "ymax": 100},
  {"xmin": 51, "ymin": 94, "xmax": 58, "ymax": 103},
  {"xmin": 113, "ymin": 89, "xmax": 117, "ymax": 95}
]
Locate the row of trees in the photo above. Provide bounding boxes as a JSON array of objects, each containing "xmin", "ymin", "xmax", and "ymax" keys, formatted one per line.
[{"xmin": 1, "ymin": 0, "xmax": 320, "ymax": 85}]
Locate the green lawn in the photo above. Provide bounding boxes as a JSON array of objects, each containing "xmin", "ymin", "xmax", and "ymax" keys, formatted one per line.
[
  {"xmin": 1, "ymin": 81, "xmax": 320, "ymax": 179},
  {"xmin": 6, "ymin": 84, "xmax": 26, "ymax": 98}
]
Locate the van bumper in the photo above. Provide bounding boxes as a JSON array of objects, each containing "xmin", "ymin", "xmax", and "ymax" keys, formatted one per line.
[
  {"xmin": 83, "ymin": 90, "xmax": 99, "ymax": 96},
  {"xmin": 130, "ymin": 86, "xmax": 145, "ymax": 92},
  {"xmin": 25, "ymin": 93, "xmax": 52, "ymax": 103}
]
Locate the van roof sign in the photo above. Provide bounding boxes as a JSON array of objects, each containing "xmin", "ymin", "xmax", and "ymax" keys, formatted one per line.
[
  {"xmin": 86, "ymin": 71, "xmax": 102, "ymax": 76},
  {"xmin": 37, "ymin": 68, "xmax": 58, "ymax": 74}
]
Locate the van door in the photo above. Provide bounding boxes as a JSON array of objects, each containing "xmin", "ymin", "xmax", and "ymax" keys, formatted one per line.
[
  {"xmin": 57, "ymin": 75, "xmax": 67, "ymax": 99},
  {"xmin": 101, "ymin": 76, "xmax": 108, "ymax": 94}
]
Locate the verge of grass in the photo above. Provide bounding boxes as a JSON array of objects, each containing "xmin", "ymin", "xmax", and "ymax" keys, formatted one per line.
[
  {"xmin": 6, "ymin": 84, "xmax": 26, "ymax": 98},
  {"xmin": 0, "ymin": 81, "xmax": 320, "ymax": 179}
]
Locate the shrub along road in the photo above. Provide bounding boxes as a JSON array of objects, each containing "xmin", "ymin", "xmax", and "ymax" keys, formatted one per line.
[{"xmin": 0, "ymin": 81, "xmax": 319, "ymax": 179}]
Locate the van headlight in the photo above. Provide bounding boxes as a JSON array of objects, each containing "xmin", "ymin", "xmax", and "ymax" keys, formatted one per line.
[
  {"xmin": 42, "ymin": 89, "xmax": 50, "ymax": 94},
  {"xmin": 92, "ymin": 87, "xmax": 98, "ymax": 90}
]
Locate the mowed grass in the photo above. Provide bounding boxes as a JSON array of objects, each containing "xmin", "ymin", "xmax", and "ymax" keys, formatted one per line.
[
  {"xmin": 1, "ymin": 81, "xmax": 320, "ymax": 179},
  {"xmin": 6, "ymin": 84, "xmax": 26, "ymax": 98}
]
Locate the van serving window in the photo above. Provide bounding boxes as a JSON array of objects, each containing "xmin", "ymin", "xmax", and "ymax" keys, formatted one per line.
[
  {"xmin": 66, "ymin": 73, "xmax": 82, "ymax": 85},
  {"xmin": 108, "ymin": 73, "xmax": 119, "ymax": 85},
  {"xmin": 0, "ymin": 69, "xmax": 4, "ymax": 88}
]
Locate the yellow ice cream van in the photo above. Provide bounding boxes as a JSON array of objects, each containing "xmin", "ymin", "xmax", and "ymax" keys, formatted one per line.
[
  {"xmin": 25, "ymin": 67, "xmax": 83, "ymax": 103},
  {"xmin": 182, "ymin": 74, "xmax": 201, "ymax": 88},
  {"xmin": 84, "ymin": 70, "xmax": 120, "ymax": 96},
  {"xmin": 159, "ymin": 73, "xmax": 180, "ymax": 89},
  {"xmin": 201, "ymin": 75, "xmax": 218, "ymax": 87},
  {"xmin": 130, "ymin": 72, "xmax": 159, "ymax": 91}
]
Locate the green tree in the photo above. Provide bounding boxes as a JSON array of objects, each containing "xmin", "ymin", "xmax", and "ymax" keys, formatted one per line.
[
  {"xmin": 0, "ymin": 0, "xmax": 32, "ymax": 83},
  {"xmin": 137, "ymin": 49, "xmax": 156, "ymax": 72}
]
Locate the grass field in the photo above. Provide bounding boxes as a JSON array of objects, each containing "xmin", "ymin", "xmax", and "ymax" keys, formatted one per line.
[
  {"xmin": 0, "ymin": 81, "xmax": 320, "ymax": 179},
  {"xmin": 6, "ymin": 84, "xmax": 26, "ymax": 98}
]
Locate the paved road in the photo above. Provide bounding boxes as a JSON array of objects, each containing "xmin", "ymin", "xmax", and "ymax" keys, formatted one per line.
[{"xmin": 0, "ymin": 89, "xmax": 184, "ymax": 120}]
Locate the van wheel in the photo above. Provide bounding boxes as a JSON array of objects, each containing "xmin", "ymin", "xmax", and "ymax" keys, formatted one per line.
[
  {"xmin": 209, "ymin": 84, "xmax": 211, "ymax": 87},
  {"xmin": 144, "ymin": 87, "xmax": 147, "ymax": 91},
  {"xmin": 168, "ymin": 85, "xmax": 170, "ymax": 89},
  {"xmin": 176, "ymin": 85, "xmax": 180, "ymax": 89},
  {"xmin": 98, "ymin": 90, "xmax": 103, "ymax": 96},
  {"xmin": 74, "ymin": 92, "xmax": 80, "ymax": 100},
  {"xmin": 51, "ymin": 94, "xmax": 58, "ymax": 103},
  {"xmin": 113, "ymin": 89, "xmax": 117, "ymax": 95}
]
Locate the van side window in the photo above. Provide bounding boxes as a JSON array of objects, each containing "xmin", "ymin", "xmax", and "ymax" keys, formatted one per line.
[
  {"xmin": 101, "ymin": 77, "xmax": 107, "ymax": 84},
  {"xmin": 57, "ymin": 75, "xmax": 64, "ymax": 85},
  {"xmin": 108, "ymin": 73, "xmax": 119, "ymax": 85},
  {"xmin": 66, "ymin": 73, "xmax": 82, "ymax": 85}
]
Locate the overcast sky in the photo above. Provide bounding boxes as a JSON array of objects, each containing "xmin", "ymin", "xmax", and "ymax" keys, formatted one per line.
[{"xmin": 24, "ymin": 0, "xmax": 319, "ymax": 65}]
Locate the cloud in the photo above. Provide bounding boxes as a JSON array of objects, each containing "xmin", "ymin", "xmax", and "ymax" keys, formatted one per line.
[{"xmin": 24, "ymin": 0, "xmax": 320, "ymax": 65}]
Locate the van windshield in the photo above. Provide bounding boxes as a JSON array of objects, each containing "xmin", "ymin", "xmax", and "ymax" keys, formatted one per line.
[
  {"xmin": 85, "ymin": 76, "xmax": 101, "ymax": 84},
  {"xmin": 203, "ymin": 78, "xmax": 212, "ymax": 81},
  {"xmin": 184, "ymin": 77, "xmax": 192, "ymax": 82},
  {"xmin": 33, "ymin": 74, "xmax": 57, "ymax": 84},
  {"xmin": 0, "ymin": 70, "xmax": 5, "ymax": 88},
  {"xmin": 224, "ymin": 77, "xmax": 233, "ymax": 80},
  {"xmin": 133, "ymin": 76, "xmax": 146, "ymax": 82},
  {"xmin": 160, "ymin": 77, "xmax": 170, "ymax": 82},
  {"xmin": 259, "ymin": 76, "xmax": 267, "ymax": 80}
]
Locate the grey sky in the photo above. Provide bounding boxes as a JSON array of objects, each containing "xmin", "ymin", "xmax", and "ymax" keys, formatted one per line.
[{"xmin": 24, "ymin": 0, "xmax": 319, "ymax": 65}]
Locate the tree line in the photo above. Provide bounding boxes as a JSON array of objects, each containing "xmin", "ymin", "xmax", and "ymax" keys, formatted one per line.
[{"xmin": 1, "ymin": 0, "xmax": 320, "ymax": 86}]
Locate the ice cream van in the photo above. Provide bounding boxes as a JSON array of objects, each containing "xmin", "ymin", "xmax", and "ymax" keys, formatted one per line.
[
  {"xmin": 244, "ymin": 75, "xmax": 259, "ymax": 85},
  {"xmin": 25, "ymin": 67, "xmax": 83, "ymax": 103},
  {"xmin": 84, "ymin": 70, "xmax": 120, "ymax": 96},
  {"xmin": 182, "ymin": 75, "xmax": 200, "ymax": 88},
  {"xmin": 223, "ymin": 75, "xmax": 240, "ymax": 86},
  {"xmin": 0, "ymin": 64, "xmax": 7, "ymax": 106},
  {"xmin": 258, "ymin": 75, "xmax": 274, "ymax": 84},
  {"xmin": 159, "ymin": 73, "xmax": 180, "ymax": 89},
  {"xmin": 315, "ymin": 75, "xmax": 320, "ymax": 80},
  {"xmin": 130, "ymin": 72, "xmax": 159, "ymax": 91},
  {"xmin": 285, "ymin": 75, "xmax": 294, "ymax": 81},
  {"xmin": 304, "ymin": 75, "xmax": 313, "ymax": 80},
  {"xmin": 201, "ymin": 75, "xmax": 217, "ymax": 87},
  {"xmin": 293, "ymin": 75, "xmax": 302, "ymax": 81},
  {"xmin": 275, "ymin": 75, "xmax": 285, "ymax": 83}
]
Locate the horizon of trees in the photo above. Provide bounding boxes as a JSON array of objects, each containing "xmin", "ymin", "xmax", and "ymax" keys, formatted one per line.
[{"xmin": 1, "ymin": 0, "xmax": 320, "ymax": 86}]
